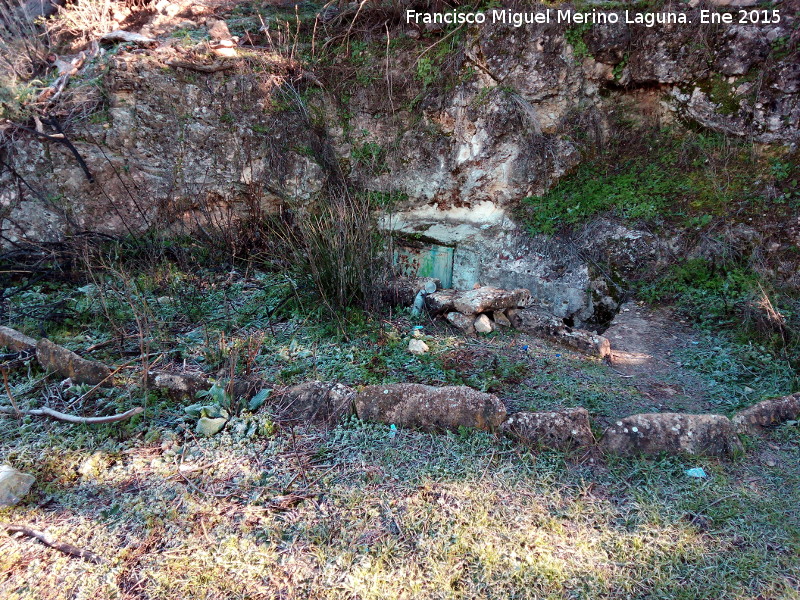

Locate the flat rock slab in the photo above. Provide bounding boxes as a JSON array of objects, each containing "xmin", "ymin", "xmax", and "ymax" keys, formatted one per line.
[
  {"xmin": 732, "ymin": 392, "xmax": 800, "ymax": 433},
  {"xmin": 0, "ymin": 326, "xmax": 36, "ymax": 352},
  {"xmin": 452, "ymin": 287, "xmax": 531, "ymax": 315},
  {"xmin": 425, "ymin": 290, "xmax": 457, "ymax": 315},
  {"xmin": 600, "ymin": 413, "xmax": 743, "ymax": 457},
  {"xmin": 493, "ymin": 311, "xmax": 512, "ymax": 327},
  {"xmin": 502, "ymin": 408, "xmax": 594, "ymax": 450},
  {"xmin": 508, "ymin": 307, "xmax": 611, "ymax": 358},
  {"xmin": 36, "ymin": 339, "xmax": 112, "ymax": 386},
  {"xmin": 277, "ymin": 381, "xmax": 355, "ymax": 424},
  {"xmin": 355, "ymin": 383, "xmax": 506, "ymax": 432},
  {"xmin": 0, "ymin": 465, "xmax": 35, "ymax": 507}
]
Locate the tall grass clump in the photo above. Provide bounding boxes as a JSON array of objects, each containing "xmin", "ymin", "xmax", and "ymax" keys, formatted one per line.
[{"xmin": 272, "ymin": 189, "xmax": 390, "ymax": 319}]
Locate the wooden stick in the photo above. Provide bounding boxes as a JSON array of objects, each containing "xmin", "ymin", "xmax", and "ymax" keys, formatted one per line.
[
  {"xmin": 1, "ymin": 368, "xmax": 21, "ymax": 418},
  {"xmin": 6, "ymin": 525, "xmax": 105, "ymax": 564},
  {"xmin": 0, "ymin": 405, "xmax": 143, "ymax": 424}
]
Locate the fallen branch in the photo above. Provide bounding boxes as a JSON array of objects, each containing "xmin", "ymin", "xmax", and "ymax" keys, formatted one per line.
[
  {"xmin": 164, "ymin": 60, "xmax": 236, "ymax": 73},
  {"xmin": 0, "ymin": 405, "xmax": 143, "ymax": 424},
  {"xmin": 5, "ymin": 524, "xmax": 105, "ymax": 564}
]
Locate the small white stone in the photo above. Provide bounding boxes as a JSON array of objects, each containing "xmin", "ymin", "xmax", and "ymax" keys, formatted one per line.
[{"xmin": 408, "ymin": 339, "xmax": 429, "ymax": 356}]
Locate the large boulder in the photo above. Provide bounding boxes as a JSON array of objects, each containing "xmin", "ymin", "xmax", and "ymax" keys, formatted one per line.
[
  {"xmin": 0, "ymin": 465, "xmax": 35, "ymax": 507},
  {"xmin": 452, "ymin": 286, "xmax": 531, "ymax": 315},
  {"xmin": 276, "ymin": 381, "xmax": 355, "ymax": 424},
  {"xmin": 354, "ymin": 383, "xmax": 506, "ymax": 432},
  {"xmin": 0, "ymin": 326, "xmax": 36, "ymax": 352},
  {"xmin": 507, "ymin": 306, "xmax": 611, "ymax": 358},
  {"xmin": 732, "ymin": 393, "xmax": 800, "ymax": 433},
  {"xmin": 600, "ymin": 413, "xmax": 743, "ymax": 457},
  {"xmin": 501, "ymin": 408, "xmax": 594, "ymax": 450},
  {"xmin": 148, "ymin": 371, "xmax": 209, "ymax": 399},
  {"xmin": 36, "ymin": 339, "xmax": 113, "ymax": 385}
]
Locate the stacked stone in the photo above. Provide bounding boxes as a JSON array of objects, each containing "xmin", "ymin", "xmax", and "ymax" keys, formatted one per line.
[{"xmin": 426, "ymin": 285, "xmax": 611, "ymax": 358}]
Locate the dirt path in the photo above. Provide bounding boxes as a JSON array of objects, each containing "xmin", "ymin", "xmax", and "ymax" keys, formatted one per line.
[{"xmin": 604, "ymin": 301, "xmax": 716, "ymax": 414}]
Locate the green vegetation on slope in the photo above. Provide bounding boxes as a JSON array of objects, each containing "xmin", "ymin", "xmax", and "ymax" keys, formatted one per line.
[{"xmin": 522, "ymin": 129, "xmax": 799, "ymax": 235}]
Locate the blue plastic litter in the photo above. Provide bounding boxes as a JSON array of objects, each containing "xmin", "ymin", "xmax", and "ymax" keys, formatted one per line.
[
  {"xmin": 389, "ymin": 424, "xmax": 398, "ymax": 438},
  {"xmin": 685, "ymin": 467, "xmax": 707, "ymax": 478},
  {"xmin": 521, "ymin": 345, "xmax": 529, "ymax": 351}
]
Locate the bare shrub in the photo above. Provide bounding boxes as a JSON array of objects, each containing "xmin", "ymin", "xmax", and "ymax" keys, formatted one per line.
[
  {"xmin": 48, "ymin": 0, "xmax": 120, "ymax": 44},
  {"xmin": 741, "ymin": 284, "xmax": 790, "ymax": 342},
  {"xmin": 0, "ymin": 0, "xmax": 51, "ymax": 89}
]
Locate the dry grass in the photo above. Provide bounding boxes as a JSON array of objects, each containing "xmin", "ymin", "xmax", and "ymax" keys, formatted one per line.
[
  {"xmin": 1, "ymin": 413, "xmax": 799, "ymax": 599},
  {"xmin": 0, "ymin": 265, "xmax": 798, "ymax": 599}
]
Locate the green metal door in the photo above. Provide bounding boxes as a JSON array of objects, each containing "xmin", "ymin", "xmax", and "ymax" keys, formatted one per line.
[{"xmin": 395, "ymin": 243, "xmax": 454, "ymax": 288}]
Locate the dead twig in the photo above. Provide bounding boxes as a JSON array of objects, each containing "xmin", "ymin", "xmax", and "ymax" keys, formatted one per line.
[
  {"xmin": 0, "ymin": 405, "xmax": 143, "ymax": 424},
  {"xmin": 5, "ymin": 524, "xmax": 106, "ymax": 564},
  {"xmin": 1, "ymin": 367, "xmax": 21, "ymax": 418}
]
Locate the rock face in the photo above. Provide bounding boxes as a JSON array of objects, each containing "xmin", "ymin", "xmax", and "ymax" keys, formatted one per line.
[
  {"xmin": 36, "ymin": 339, "xmax": 113, "ymax": 385},
  {"xmin": 501, "ymin": 408, "xmax": 594, "ymax": 451},
  {"xmin": 3, "ymin": 8, "xmax": 798, "ymax": 322},
  {"xmin": 507, "ymin": 307, "xmax": 611, "ymax": 358},
  {"xmin": 277, "ymin": 381, "xmax": 355, "ymax": 424},
  {"xmin": 355, "ymin": 383, "xmax": 506, "ymax": 432},
  {"xmin": 0, "ymin": 326, "xmax": 36, "ymax": 352},
  {"xmin": 600, "ymin": 413, "xmax": 743, "ymax": 457},
  {"xmin": 0, "ymin": 465, "xmax": 35, "ymax": 507},
  {"xmin": 732, "ymin": 393, "xmax": 800, "ymax": 433},
  {"xmin": 452, "ymin": 287, "xmax": 531, "ymax": 315}
]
